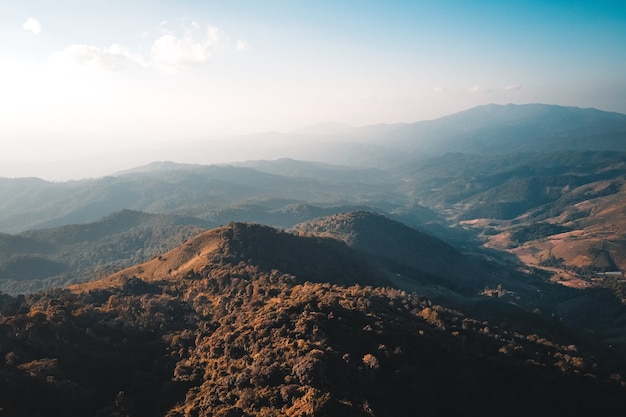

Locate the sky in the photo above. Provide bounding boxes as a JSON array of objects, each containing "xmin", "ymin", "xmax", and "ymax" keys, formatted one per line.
[{"xmin": 1, "ymin": 0, "xmax": 625, "ymax": 180}]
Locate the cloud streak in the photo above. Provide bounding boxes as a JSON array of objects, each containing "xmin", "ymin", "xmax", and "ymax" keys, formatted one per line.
[
  {"xmin": 49, "ymin": 21, "xmax": 241, "ymax": 74},
  {"xmin": 236, "ymin": 40, "xmax": 250, "ymax": 51},
  {"xmin": 469, "ymin": 84, "xmax": 491, "ymax": 94},
  {"xmin": 50, "ymin": 44, "xmax": 144, "ymax": 72}
]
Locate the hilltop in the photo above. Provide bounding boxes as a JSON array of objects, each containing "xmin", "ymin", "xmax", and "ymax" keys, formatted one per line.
[
  {"xmin": 0, "ymin": 206, "xmax": 411, "ymax": 295},
  {"xmin": 77, "ymin": 221, "xmax": 389, "ymax": 291}
]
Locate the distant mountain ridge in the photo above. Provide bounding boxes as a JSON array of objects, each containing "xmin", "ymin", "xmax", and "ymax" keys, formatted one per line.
[
  {"xmin": 257, "ymin": 103, "xmax": 626, "ymax": 163},
  {"xmin": 199, "ymin": 103, "xmax": 626, "ymax": 167},
  {"xmin": 1, "ymin": 103, "xmax": 624, "ymax": 234},
  {"xmin": 378, "ymin": 103, "xmax": 626, "ymax": 156},
  {"xmin": 0, "ymin": 163, "xmax": 399, "ymax": 234}
]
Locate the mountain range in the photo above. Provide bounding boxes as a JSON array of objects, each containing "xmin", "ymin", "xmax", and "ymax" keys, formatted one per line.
[
  {"xmin": 151, "ymin": 103, "xmax": 626, "ymax": 169},
  {"xmin": 1, "ymin": 103, "xmax": 626, "ymax": 415},
  {"xmin": 1, "ymin": 105, "xmax": 624, "ymax": 295}
]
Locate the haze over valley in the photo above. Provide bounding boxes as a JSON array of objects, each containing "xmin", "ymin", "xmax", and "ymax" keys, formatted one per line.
[{"xmin": 3, "ymin": 1, "xmax": 626, "ymax": 180}]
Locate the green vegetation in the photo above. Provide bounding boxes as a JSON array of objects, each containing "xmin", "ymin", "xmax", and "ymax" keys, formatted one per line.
[{"xmin": 0, "ymin": 210, "xmax": 209, "ymax": 294}]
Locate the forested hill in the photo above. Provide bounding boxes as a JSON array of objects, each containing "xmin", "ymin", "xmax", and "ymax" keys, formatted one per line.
[
  {"xmin": 1, "ymin": 221, "xmax": 626, "ymax": 416},
  {"xmin": 293, "ymin": 211, "xmax": 476, "ymax": 288}
]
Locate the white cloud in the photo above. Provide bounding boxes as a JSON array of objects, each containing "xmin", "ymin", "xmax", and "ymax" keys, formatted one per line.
[
  {"xmin": 236, "ymin": 40, "xmax": 250, "ymax": 51},
  {"xmin": 206, "ymin": 26, "xmax": 224, "ymax": 47},
  {"xmin": 22, "ymin": 17, "xmax": 42, "ymax": 35},
  {"xmin": 469, "ymin": 84, "xmax": 491, "ymax": 93},
  {"xmin": 151, "ymin": 34, "xmax": 210, "ymax": 72},
  {"xmin": 50, "ymin": 44, "xmax": 144, "ymax": 72},
  {"xmin": 47, "ymin": 21, "xmax": 234, "ymax": 74},
  {"xmin": 504, "ymin": 84, "xmax": 522, "ymax": 91},
  {"xmin": 150, "ymin": 24, "xmax": 225, "ymax": 73},
  {"xmin": 432, "ymin": 86, "xmax": 445, "ymax": 93}
]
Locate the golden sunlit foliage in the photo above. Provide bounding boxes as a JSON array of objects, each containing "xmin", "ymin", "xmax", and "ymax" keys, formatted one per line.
[{"xmin": 1, "ymin": 222, "xmax": 625, "ymax": 416}]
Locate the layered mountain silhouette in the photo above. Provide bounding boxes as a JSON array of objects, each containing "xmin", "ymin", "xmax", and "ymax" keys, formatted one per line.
[
  {"xmin": 0, "ymin": 104, "xmax": 624, "ymax": 312},
  {"xmin": 0, "ymin": 207, "xmax": 422, "ymax": 294},
  {"xmin": 2, "ymin": 219, "xmax": 626, "ymax": 416},
  {"xmin": 3, "ymin": 103, "xmax": 625, "ymax": 233},
  {"xmin": 155, "ymin": 103, "xmax": 626, "ymax": 167},
  {"xmin": 2, "ymin": 103, "xmax": 626, "ymax": 416},
  {"xmin": 0, "ymin": 163, "xmax": 398, "ymax": 234}
]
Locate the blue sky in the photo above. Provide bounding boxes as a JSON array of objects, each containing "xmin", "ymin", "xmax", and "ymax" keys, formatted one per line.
[{"xmin": 1, "ymin": 0, "xmax": 625, "ymax": 178}]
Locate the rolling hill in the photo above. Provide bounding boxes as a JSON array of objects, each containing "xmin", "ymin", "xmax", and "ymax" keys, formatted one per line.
[
  {"xmin": 293, "ymin": 211, "xmax": 480, "ymax": 291},
  {"xmin": 2, "ymin": 207, "xmax": 420, "ymax": 295},
  {"xmin": 0, "ymin": 210, "xmax": 209, "ymax": 294},
  {"xmin": 393, "ymin": 150, "xmax": 626, "ymax": 289},
  {"xmin": 1, "ymin": 103, "xmax": 625, "ymax": 301}
]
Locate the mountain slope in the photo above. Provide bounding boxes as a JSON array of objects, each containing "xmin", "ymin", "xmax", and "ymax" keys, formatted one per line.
[
  {"xmin": 479, "ymin": 176, "xmax": 626, "ymax": 289},
  {"xmin": 0, "ymin": 204, "xmax": 436, "ymax": 295},
  {"xmin": 80, "ymin": 221, "xmax": 390, "ymax": 290},
  {"xmin": 393, "ymin": 150, "xmax": 626, "ymax": 289},
  {"xmin": 0, "ymin": 210, "xmax": 209, "ymax": 294},
  {"xmin": 293, "ymin": 211, "xmax": 480, "ymax": 291},
  {"xmin": 384, "ymin": 103, "xmax": 626, "ymax": 156},
  {"xmin": 1, "ymin": 221, "xmax": 626, "ymax": 416}
]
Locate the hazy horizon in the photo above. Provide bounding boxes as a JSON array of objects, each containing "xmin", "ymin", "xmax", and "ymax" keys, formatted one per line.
[{"xmin": 2, "ymin": 0, "xmax": 625, "ymax": 180}]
